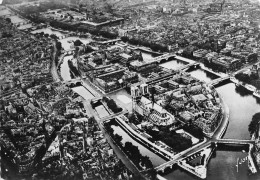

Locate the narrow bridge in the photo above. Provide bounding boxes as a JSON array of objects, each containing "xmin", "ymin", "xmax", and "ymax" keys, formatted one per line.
[{"xmin": 212, "ymin": 139, "xmax": 255, "ymax": 145}]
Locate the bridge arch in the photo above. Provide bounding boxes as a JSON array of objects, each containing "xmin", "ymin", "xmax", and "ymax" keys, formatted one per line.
[
  {"xmin": 168, "ymin": 56, "xmax": 175, "ymax": 61},
  {"xmin": 70, "ymin": 83, "xmax": 76, "ymax": 87},
  {"xmin": 75, "ymin": 82, "xmax": 82, "ymax": 86},
  {"xmin": 160, "ymin": 59, "xmax": 167, "ymax": 63}
]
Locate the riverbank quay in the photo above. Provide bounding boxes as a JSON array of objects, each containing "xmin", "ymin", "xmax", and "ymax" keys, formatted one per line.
[
  {"xmin": 113, "ymin": 115, "xmax": 174, "ymax": 160},
  {"xmin": 212, "ymin": 94, "xmax": 230, "ymax": 140},
  {"xmin": 102, "ymin": 121, "xmax": 150, "ymax": 180},
  {"xmin": 101, "ymin": 113, "xmax": 216, "ymax": 179},
  {"xmin": 50, "ymin": 40, "xmax": 62, "ymax": 82}
]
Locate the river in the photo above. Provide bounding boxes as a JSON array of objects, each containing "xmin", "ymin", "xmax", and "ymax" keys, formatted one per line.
[
  {"xmin": 163, "ymin": 67, "xmax": 260, "ymax": 180},
  {"xmin": 160, "ymin": 59, "xmax": 188, "ymax": 70},
  {"xmin": 36, "ymin": 28, "xmax": 95, "ymax": 100},
  {"xmin": 46, "ymin": 28, "xmax": 260, "ymax": 179},
  {"xmin": 111, "ymin": 124, "xmax": 166, "ymax": 167}
]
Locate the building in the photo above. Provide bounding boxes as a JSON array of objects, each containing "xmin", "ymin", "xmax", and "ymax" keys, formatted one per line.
[
  {"xmin": 135, "ymin": 96, "xmax": 176, "ymax": 126},
  {"xmin": 193, "ymin": 49, "xmax": 209, "ymax": 59},
  {"xmin": 212, "ymin": 56, "xmax": 241, "ymax": 71}
]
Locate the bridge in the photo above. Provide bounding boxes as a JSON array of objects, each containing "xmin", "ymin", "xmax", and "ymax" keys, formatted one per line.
[
  {"xmin": 212, "ymin": 139, "xmax": 255, "ymax": 145},
  {"xmin": 179, "ymin": 62, "xmax": 200, "ymax": 71},
  {"xmin": 97, "ymin": 38, "xmax": 121, "ymax": 45},
  {"xmin": 145, "ymin": 62, "xmax": 200, "ymax": 85},
  {"xmin": 99, "ymin": 110, "xmax": 129, "ymax": 122},
  {"xmin": 208, "ymin": 76, "xmax": 230, "ymax": 86},
  {"xmin": 155, "ymin": 141, "xmax": 212, "ymax": 173},
  {"xmin": 150, "ymin": 53, "xmax": 176, "ymax": 64},
  {"xmin": 62, "ymin": 49, "xmax": 76, "ymax": 55},
  {"xmin": 14, "ymin": 20, "xmax": 31, "ymax": 27},
  {"xmin": 155, "ymin": 138, "xmax": 255, "ymax": 174},
  {"xmin": 62, "ymin": 78, "xmax": 81, "ymax": 86}
]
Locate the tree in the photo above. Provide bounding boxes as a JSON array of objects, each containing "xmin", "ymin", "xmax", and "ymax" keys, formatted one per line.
[
  {"xmin": 74, "ymin": 39, "xmax": 83, "ymax": 46},
  {"xmin": 2, "ymin": 32, "xmax": 12, "ymax": 38},
  {"xmin": 121, "ymin": 36, "xmax": 128, "ymax": 42},
  {"xmin": 5, "ymin": 18, "xmax": 11, "ymax": 23},
  {"xmin": 248, "ymin": 112, "xmax": 260, "ymax": 136},
  {"xmin": 114, "ymin": 134, "xmax": 123, "ymax": 143},
  {"xmin": 88, "ymin": 116, "xmax": 96, "ymax": 125},
  {"xmin": 235, "ymin": 73, "xmax": 250, "ymax": 83},
  {"xmin": 50, "ymin": 34, "xmax": 58, "ymax": 39},
  {"xmin": 128, "ymin": 113, "xmax": 138, "ymax": 124},
  {"xmin": 56, "ymin": 41, "xmax": 62, "ymax": 51},
  {"xmin": 147, "ymin": 168, "xmax": 157, "ymax": 180},
  {"xmin": 107, "ymin": 99, "xmax": 121, "ymax": 113},
  {"xmin": 39, "ymin": 32, "xmax": 44, "ymax": 37}
]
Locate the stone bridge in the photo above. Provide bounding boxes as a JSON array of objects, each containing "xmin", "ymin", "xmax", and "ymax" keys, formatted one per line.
[
  {"xmin": 62, "ymin": 78, "xmax": 81, "ymax": 87},
  {"xmin": 155, "ymin": 141, "xmax": 212, "ymax": 173},
  {"xmin": 208, "ymin": 76, "xmax": 230, "ymax": 86},
  {"xmin": 97, "ymin": 38, "xmax": 121, "ymax": 45},
  {"xmin": 155, "ymin": 138, "xmax": 255, "ymax": 174},
  {"xmin": 212, "ymin": 139, "xmax": 255, "ymax": 145},
  {"xmin": 63, "ymin": 48, "xmax": 76, "ymax": 55},
  {"xmin": 150, "ymin": 53, "xmax": 176, "ymax": 64},
  {"xmin": 146, "ymin": 62, "xmax": 200, "ymax": 85}
]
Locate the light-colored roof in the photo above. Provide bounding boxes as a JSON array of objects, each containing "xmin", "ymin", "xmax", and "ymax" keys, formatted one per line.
[
  {"xmin": 192, "ymin": 94, "xmax": 207, "ymax": 102},
  {"xmin": 120, "ymin": 53, "xmax": 131, "ymax": 59}
]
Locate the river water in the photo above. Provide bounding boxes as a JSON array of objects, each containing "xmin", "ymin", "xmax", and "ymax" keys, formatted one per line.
[
  {"xmin": 163, "ymin": 67, "xmax": 260, "ymax": 180},
  {"xmin": 160, "ymin": 59, "xmax": 188, "ymax": 70},
  {"xmin": 111, "ymin": 124, "xmax": 167, "ymax": 167},
  {"xmin": 33, "ymin": 28, "xmax": 95, "ymax": 100}
]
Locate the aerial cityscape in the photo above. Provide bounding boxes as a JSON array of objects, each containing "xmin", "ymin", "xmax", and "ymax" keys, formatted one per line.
[{"xmin": 1, "ymin": 0, "xmax": 260, "ymax": 180}]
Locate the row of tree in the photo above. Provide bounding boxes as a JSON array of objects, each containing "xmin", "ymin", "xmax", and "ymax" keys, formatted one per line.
[
  {"xmin": 248, "ymin": 112, "xmax": 260, "ymax": 136},
  {"xmin": 104, "ymin": 120, "xmax": 154, "ymax": 171},
  {"xmin": 68, "ymin": 60, "xmax": 80, "ymax": 78},
  {"xmin": 102, "ymin": 97, "xmax": 122, "ymax": 113},
  {"xmin": 121, "ymin": 36, "xmax": 168, "ymax": 52},
  {"xmin": 235, "ymin": 72, "xmax": 259, "ymax": 85},
  {"xmin": 145, "ymin": 126, "xmax": 193, "ymax": 152}
]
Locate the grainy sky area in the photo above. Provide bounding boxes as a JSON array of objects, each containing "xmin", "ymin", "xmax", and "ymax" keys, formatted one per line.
[{"xmin": 0, "ymin": 0, "xmax": 2, "ymax": 4}]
